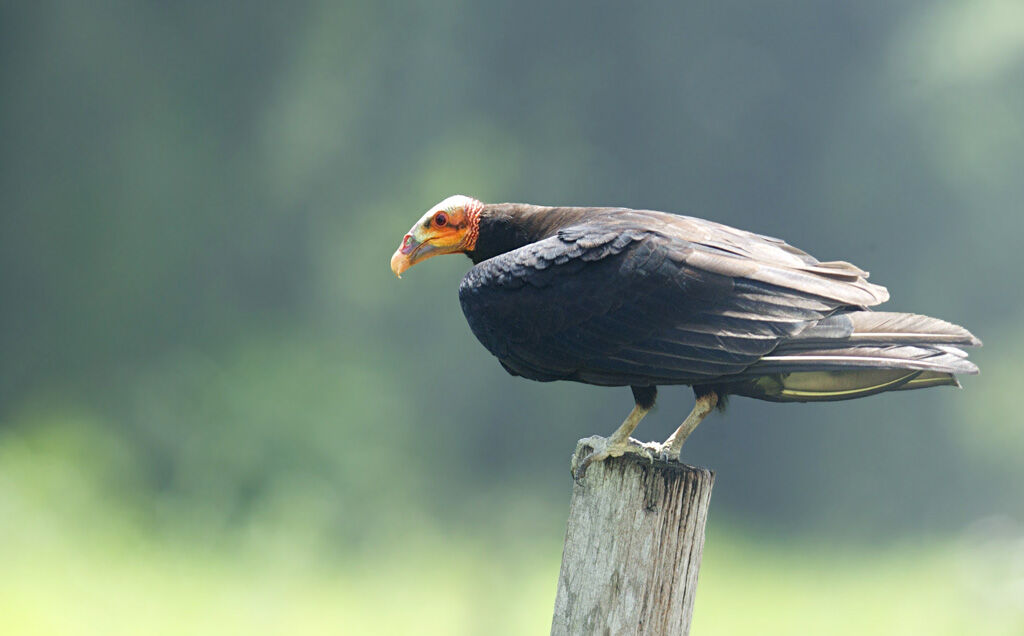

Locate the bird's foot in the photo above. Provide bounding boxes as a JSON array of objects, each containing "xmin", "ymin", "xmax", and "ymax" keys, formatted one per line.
[{"xmin": 571, "ymin": 435, "xmax": 658, "ymax": 482}]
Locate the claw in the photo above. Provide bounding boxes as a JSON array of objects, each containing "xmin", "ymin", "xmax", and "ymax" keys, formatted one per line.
[
  {"xmin": 572, "ymin": 449, "xmax": 604, "ymax": 482},
  {"xmin": 570, "ymin": 436, "xmax": 604, "ymax": 481}
]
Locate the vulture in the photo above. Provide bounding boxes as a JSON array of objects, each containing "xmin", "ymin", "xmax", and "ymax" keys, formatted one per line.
[{"xmin": 390, "ymin": 195, "xmax": 980, "ymax": 478}]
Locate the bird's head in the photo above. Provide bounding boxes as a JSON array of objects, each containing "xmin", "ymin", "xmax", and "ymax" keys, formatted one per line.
[{"xmin": 390, "ymin": 195, "xmax": 483, "ymax": 277}]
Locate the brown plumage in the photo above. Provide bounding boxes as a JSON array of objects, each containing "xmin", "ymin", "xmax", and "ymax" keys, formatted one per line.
[{"xmin": 391, "ymin": 197, "xmax": 981, "ymax": 477}]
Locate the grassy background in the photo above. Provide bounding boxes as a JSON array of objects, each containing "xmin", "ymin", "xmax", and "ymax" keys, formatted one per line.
[{"xmin": 2, "ymin": 420, "xmax": 1023, "ymax": 634}]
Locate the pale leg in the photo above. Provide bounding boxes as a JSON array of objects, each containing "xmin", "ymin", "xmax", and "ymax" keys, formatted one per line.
[{"xmin": 661, "ymin": 392, "xmax": 718, "ymax": 460}]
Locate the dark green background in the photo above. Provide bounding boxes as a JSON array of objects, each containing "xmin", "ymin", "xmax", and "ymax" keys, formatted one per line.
[{"xmin": 2, "ymin": 1, "xmax": 1022, "ymax": 632}]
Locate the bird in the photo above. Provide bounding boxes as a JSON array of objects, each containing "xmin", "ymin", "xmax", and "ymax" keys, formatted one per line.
[{"xmin": 390, "ymin": 195, "xmax": 981, "ymax": 479}]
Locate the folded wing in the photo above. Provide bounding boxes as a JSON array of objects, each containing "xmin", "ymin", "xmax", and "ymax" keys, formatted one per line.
[{"xmin": 458, "ymin": 211, "xmax": 891, "ymax": 387}]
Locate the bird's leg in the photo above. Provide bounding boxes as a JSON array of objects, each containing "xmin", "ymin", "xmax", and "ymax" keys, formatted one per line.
[
  {"xmin": 571, "ymin": 404, "xmax": 655, "ymax": 481},
  {"xmin": 661, "ymin": 391, "xmax": 718, "ymax": 461}
]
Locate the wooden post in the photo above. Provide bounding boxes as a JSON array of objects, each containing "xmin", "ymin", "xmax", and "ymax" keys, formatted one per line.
[{"xmin": 551, "ymin": 439, "xmax": 715, "ymax": 635}]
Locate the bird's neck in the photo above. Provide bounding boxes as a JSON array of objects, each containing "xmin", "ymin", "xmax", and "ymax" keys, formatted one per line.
[{"xmin": 466, "ymin": 204, "xmax": 592, "ymax": 264}]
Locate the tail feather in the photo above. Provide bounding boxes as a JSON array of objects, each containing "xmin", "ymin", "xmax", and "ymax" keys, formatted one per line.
[
  {"xmin": 753, "ymin": 344, "xmax": 979, "ymax": 375},
  {"xmin": 788, "ymin": 311, "xmax": 981, "ymax": 347},
  {"xmin": 715, "ymin": 310, "xmax": 980, "ymax": 403}
]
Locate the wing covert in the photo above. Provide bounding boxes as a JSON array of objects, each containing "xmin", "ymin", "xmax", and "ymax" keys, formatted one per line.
[{"xmin": 458, "ymin": 221, "xmax": 865, "ymax": 386}]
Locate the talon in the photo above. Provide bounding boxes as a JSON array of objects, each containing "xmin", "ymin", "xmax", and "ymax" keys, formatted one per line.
[
  {"xmin": 571, "ymin": 436, "xmax": 610, "ymax": 481},
  {"xmin": 572, "ymin": 452, "xmax": 597, "ymax": 482}
]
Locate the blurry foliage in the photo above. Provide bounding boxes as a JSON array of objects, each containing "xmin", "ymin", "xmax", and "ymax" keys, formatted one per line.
[
  {"xmin": 2, "ymin": 1, "xmax": 1024, "ymax": 632},
  {"xmin": 1, "ymin": 0, "xmax": 1023, "ymax": 557},
  {"xmin": 956, "ymin": 327, "xmax": 1024, "ymax": 465}
]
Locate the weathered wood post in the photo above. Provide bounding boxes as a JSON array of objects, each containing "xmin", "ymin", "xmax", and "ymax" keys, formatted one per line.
[{"xmin": 551, "ymin": 439, "xmax": 715, "ymax": 635}]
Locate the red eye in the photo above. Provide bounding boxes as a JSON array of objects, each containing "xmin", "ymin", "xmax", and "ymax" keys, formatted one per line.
[{"xmin": 434, "ymin": 212, "xmax": 448, "ymax": 227}]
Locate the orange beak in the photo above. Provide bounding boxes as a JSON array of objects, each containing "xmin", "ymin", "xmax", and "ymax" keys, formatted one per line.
[
  {"xmin": 390, "ymin": 232, "xmax": 423, "ymax": 278},
  {"xmin": 390, "ymin": 226, "xmax": 465, "ymax": 278}
]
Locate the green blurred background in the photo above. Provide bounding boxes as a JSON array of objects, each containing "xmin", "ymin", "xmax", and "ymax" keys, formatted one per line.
[{"xmin": 2, "ymin": 1, "xmax": 1023, "ymax": 633}]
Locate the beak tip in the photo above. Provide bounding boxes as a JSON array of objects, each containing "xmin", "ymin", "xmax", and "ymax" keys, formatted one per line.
[{"xmin": 390, "ymin": 249, "xmax": 409, "ymax": 278}]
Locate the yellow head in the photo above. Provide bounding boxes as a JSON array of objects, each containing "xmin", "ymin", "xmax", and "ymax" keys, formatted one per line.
[{"xmin": 390, "ymin": 195, "xmax": 482, "ymax": 277}]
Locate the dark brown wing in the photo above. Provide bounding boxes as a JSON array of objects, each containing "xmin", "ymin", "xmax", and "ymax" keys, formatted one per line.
[
  {"xmin": 458, "ymin": 212, "xmax": 883, "ymax": 387},
  {"xmin": 608, "ymin": 208, "xmax": 888, "ymax": 305}
]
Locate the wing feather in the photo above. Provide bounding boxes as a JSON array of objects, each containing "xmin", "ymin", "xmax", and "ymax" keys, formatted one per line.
[{"xmin": 458, "ymin": 218, "xmax": 860, "ymax": 386}]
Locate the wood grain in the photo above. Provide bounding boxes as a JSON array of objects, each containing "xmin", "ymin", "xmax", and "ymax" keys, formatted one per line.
[{"xmin": 551, "ymin": 440, "xmax": 714, "ymax": 635}]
